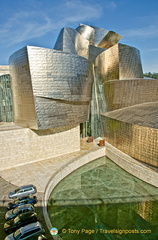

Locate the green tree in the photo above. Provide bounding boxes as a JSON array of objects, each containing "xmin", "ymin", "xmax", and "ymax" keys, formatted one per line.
[{"xmin": 143, "ymin": 72, "xmax": 158, "ymax": 79}]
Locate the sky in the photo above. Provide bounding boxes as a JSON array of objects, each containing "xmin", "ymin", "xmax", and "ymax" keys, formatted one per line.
[{"xmin": 0, "ymin": 0, "xmax": 158, "ymax": 73}]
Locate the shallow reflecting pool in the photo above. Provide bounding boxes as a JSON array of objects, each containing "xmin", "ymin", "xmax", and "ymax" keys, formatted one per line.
[{"xmin": 48, "ymin": 156, "xmax": 158, "ymax": 240}]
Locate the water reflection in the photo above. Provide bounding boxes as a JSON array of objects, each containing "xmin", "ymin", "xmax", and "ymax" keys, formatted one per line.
[{"xmin": 48, "ymin": 157, "xmax": 158, "ymax": 239}]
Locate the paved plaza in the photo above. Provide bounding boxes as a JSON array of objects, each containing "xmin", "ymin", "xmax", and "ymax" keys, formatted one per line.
[
  {"xmin": 0, "ymin": 137, "xmax": 157, "ymax": 239},
  {"xmin": 0, "ymin": 139, "xmax": 101, "ymax": 239}
]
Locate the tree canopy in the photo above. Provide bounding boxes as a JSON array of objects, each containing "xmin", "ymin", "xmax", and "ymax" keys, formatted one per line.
[{"xmin": 144, "ymin": 72, "xmax": 158, "ymax": 79}]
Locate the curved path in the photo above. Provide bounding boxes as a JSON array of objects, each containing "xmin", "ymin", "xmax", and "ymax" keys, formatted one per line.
[
  {"xmin": 0, "ymin": 138, "xmax": 158, "ymax": 239},
  {"xmin": 0, "ymin": 139, "xmax": 103, "ymax": 239}
]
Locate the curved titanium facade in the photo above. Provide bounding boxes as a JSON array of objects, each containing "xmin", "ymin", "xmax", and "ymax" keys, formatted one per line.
[
  {"xmin": 104, "ymin": 78, "xmax": 158, "ymax": 111},
  {"xmin": 76, "ymin": 24, "xmax": 95, "ymax": 42},
  {"xmin": 9, "ymin": 46, "xmax": 92, "ymax": 130},
  {"xmin": 8, "ymin": 23, "xmax": 158, "ymax": 167},
  {"xmin": 100, "ymin": 78, "xmax": 158, "ymax": 166},
  {"xmin": 95, "ymin": 43, "xmax": 143, "ymax": 82},
  {"xmin": 101, "ymin": 104, "xmax": 158, "ymax": 167},
  {"xmin": 54, "ymin": 27, "xmax": 89, "ymax": 59},
  {"xmin": 9, "ymin": 24, "xmax": 121, "ymax": 131},
  {"xmin": 76, "ymin": 24, "xmax": 122, "ymax": 48}
]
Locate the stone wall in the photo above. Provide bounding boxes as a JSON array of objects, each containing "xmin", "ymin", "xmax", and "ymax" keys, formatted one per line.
[
  {"xmin": 0, "ymin": 123, "xmax": 80, "ymax": 170},
  {"xmin": 0, "ymin": 65, "xmax": 10, "ymax": 76},
  {"xmin": 105, "ymin": 142, "xmax": 158, "ymax": 187}
]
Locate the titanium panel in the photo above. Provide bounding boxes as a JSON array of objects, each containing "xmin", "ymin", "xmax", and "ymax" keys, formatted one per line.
[
  {"xmin": 76, "ymin": 24, "xmax": 95, "ymax": 43},
  {"xmin": 76, "ymin": 24, "xmax": 121, "ymax": 48},
  {"xmin": 95, "ymin": 44, "xmax": 119, "ymax": 82},
  {"xmin": 54, "ymin": 27, "xmax": 89, "ymax": 59},
  {"xmin": 88, "ymin": 45, "xmax": 105, "ymax": 63},
  {"xmin": 91, "ymin": 26, "xmax": 109, "ymax": 46},
  {"xmin": 95, "ymin": 43, "xmax": 143, "ymax": 82},
  {"xmin": 119, "ymin": 44, "xmax": 143, "ymax": 79},
  {"xmin": 54, "ymin": 28, "xmax": 77, "ymax": 54},
  {"xmin": 9, "ymin": 47, "xmax": 37, "ymax": 129},
  {"xmin": 101, "ymin": 114, "xmax": 158, "ymax": 167},
  {"xmin": 104, "ymin": 102, "xmax": 158, "ymax": 129},
  {"xmin": 27, "ymin": 46, "xmax": 92, "ymax": 102},
  {"xmin": 98, "ymin": 31, "xmax": 122, "ymax": 49},
  {"xmin": 35, "ymin": 97, "xmax": 89, "ymax": 130},
  {"xmin": 9, "ymin": 46, "xmax": 92, "ymax": 130},
  {"xmin": 104, "ymin": 78, "xmax": 158, "ymax": 111}
]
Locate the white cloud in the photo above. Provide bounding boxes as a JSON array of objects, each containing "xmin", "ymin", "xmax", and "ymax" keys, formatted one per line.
[
  {"xmin": 105, "ymin": 1, "xmax": 117, "ymax": 9},
  {"xmin": 144, "ymin": 48, "xmax": 158, "ymax": 52},
  {"xmin": 0, "ymin": 10, "xmax": 53, "ymax": 46},
  {"xmin": 122, "ymin": 25, "xmax": 158, "ymax": 39},
  {"xmin": 53, "ymin": 0, "xmax": 102, "ymax": 26},
  {"xmin": 0, "ymin": 0, "xmax": 102, "ymax": 47}
]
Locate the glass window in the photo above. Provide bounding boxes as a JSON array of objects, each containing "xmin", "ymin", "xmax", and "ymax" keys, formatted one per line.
[
  {"xmin": 14, "ymin": 229, "xmax": 21, "ymax": 239},
  {"xmin": 13, "ymin": 208, "xmax": 19, "ymax": 214}
]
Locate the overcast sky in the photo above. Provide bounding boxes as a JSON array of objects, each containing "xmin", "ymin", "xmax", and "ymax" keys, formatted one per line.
[{"xmin": 0, "ymin": 0, "xmax": 158, "ymax": 73}]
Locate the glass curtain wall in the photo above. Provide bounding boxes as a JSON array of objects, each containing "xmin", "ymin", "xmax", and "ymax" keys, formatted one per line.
[
  {"xmin": 80, "ymin": 67, "xmax": 106, "ymax": 139},
  {"xmin": 0, "ymin": 74, "xmax": 13, "ymax": 122}
]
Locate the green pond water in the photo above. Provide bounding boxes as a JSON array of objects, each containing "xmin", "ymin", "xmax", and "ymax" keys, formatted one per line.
[{"xmin": 48, "ymin": 156, "xmax": 158, "ymax": 240}]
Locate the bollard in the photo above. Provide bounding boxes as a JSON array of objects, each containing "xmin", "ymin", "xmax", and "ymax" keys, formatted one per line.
[
  {"xmin": 99, "ymin": 139, "xmax": 105, "ymax": 146},
  {"xmin": 87, "ymin": 136, "xmax": 93, "ymax": 143}
]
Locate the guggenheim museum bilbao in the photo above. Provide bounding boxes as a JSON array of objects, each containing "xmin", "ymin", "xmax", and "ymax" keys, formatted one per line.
[{"xmin": 0, "ymin": 24, "xmax": 158, "ymax": 175}]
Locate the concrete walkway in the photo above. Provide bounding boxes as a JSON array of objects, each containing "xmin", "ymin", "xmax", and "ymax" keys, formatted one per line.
[
  {"xmin": 0, "ymin": 138, "xmax": 104, "ymax": 239},
  {"xmin": 0, "ymin": 138, "xmax": 102, "ymax": 194},
  {"xmin": 0, "ymin": 137, "xmax": 158, "ymax": 239}
]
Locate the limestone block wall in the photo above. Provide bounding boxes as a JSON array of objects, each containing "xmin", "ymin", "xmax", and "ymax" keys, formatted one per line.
[
  {"xmin": 105, "ymin": 142, "xmax": 158, "ymax": 188},
  {"xmin": 0, "ymin": 65, "xmax": 10, "ymax": 76},
  {"xmin": 101, "ymin": 115, "xmax": 158, "ymax": 167},
  {"xmin": 104, "ymin": 78, "xmax": 158, "ymax": 111},
  {"xmin": 0, "ymin": 124, "xmax": 80, "ymax": 170}
]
